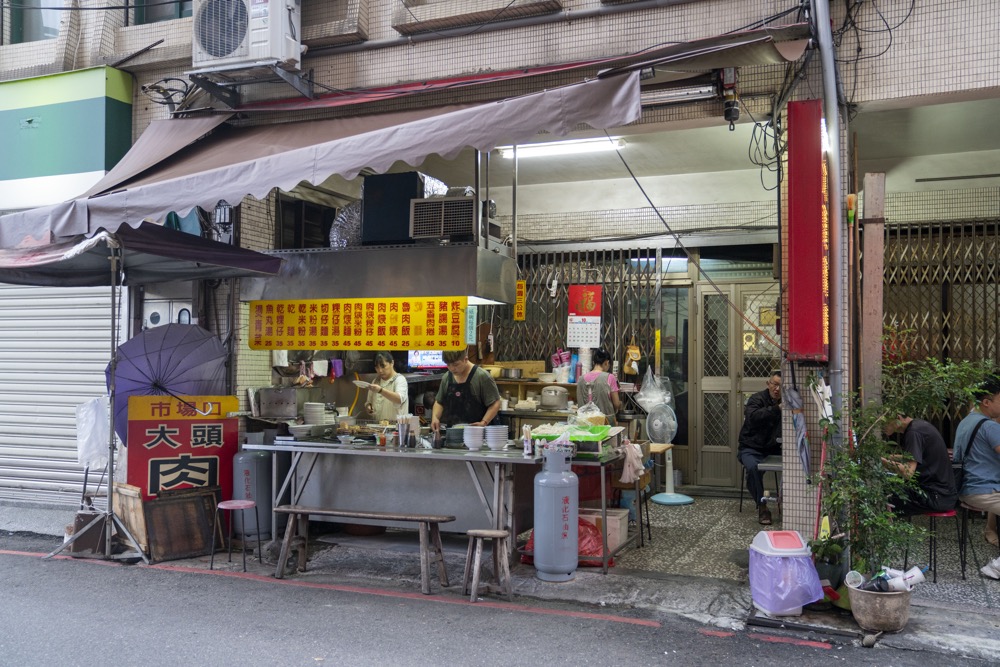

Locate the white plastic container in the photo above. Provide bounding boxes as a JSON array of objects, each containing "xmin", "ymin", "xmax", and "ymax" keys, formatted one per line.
[{"xmin": 748, "ymin": 530, "xmax": 822, "ymax": 617}]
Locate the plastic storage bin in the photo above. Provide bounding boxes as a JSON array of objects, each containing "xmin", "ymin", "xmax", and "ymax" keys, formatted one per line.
[{"xmin": 748, "ymin": 530, "xmax": 823, "ymax": 616}]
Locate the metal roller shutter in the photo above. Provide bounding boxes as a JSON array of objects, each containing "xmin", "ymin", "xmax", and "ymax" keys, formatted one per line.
[{"xmin": 0, "ymin": 284, "xmax": 121, "ymax": 506}]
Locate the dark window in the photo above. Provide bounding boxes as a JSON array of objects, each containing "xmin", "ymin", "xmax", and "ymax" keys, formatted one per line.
[
  {"xmin": 135, "ymin": 0, "xmax": 193, "ymax": 25},
  {"xmin": 10, "ymin": 0, "xmax": 60, "ymax": 43},
  {"xmin": 276, "ymin": 195, "xmax": 336, "ymax": 249}
]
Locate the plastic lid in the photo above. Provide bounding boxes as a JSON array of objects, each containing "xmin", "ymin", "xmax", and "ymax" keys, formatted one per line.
[{"xmin": 749, "ymin": 530, "xmax": 810, "ymax": 556}]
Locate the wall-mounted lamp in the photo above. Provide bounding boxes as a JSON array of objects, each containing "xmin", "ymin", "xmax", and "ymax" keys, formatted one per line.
[{"xmin": 497, "ymin": 137, "xmax": 625, "ymax": 159}]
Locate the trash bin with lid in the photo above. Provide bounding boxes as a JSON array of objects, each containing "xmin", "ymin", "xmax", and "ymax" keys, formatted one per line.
[{"xmin": 748, "ymin": 530, "xmax": 823, "ymax": 616}]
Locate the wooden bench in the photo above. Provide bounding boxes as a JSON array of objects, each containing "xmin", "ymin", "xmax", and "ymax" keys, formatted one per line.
[{"xmin": 273, "ymin": 505, "xmax": 456, "ymax": 594}]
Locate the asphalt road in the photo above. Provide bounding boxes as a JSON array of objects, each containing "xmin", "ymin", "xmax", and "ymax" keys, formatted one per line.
[{"xmin": 0, "ymin": 532, "xmax": 987, "ymax": 667}]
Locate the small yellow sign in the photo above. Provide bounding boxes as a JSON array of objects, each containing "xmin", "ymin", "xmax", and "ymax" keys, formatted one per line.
[
  {"xmin": 248, "ymin": 297, "xmax": 468, "ymax": 350},
  {"xmin": 514, "ymin": 280, "xmax": 526, "ymax": 321},
  {"xmin": 127, "ymin": 395, "xmax": 238, "ymax": 421}
]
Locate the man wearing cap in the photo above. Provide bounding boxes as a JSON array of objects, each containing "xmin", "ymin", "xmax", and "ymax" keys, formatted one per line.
[{"xmin": 953, "ymin": 374, "xmax": 1000, "ymax": 579}]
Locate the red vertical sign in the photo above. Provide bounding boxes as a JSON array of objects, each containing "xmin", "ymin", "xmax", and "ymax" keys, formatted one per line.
[{"xmin": 786, "ymin": 99, "xmax": 829, "ymax": 362}]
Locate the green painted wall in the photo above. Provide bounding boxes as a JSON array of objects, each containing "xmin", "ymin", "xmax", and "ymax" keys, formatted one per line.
[{"xmin": 0, "ymin": 67, "xmax": 132, "ymax": 181}]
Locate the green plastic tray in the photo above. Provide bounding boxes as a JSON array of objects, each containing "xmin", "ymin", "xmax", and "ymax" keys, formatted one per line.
[{"xmin": 533, "ymin": 424, "xmax": 612, "ymax": 442}]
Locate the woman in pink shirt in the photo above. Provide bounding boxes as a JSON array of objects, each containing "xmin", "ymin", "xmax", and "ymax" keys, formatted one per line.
[{"xmin": 576, "ymin": 348, "xmax": 622, "ymax": 426}]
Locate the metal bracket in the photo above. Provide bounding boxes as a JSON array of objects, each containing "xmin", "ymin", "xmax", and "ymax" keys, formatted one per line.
[
  {"xmin": 270, "ymin": 65, "xmax": 315, "ymax": 100},
  {"xmin": 188, "ymin": 66, "xmax": 315, "ymax": 109},
  {"xmin": 188, "ymin": 74, "xmax": 241, "ymax": 109}
]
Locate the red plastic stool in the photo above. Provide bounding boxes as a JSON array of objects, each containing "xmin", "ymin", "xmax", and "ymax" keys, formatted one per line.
[
  {"xmin": 905, "ymin": 509, "xmax": 960, "ymax": 583},
  {"xmin": 211, "ymin": 499, "xmax": 262, "ymax": 572}
]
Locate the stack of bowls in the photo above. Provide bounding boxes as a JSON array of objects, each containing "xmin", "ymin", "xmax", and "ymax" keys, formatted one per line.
[
  {"xmin": 463, "ymin": 425, "xmax": 485, "ymax": 450},
  {"xmin": 485, "ymin": 425, "xmax": 508, "ymax": 450},
  {"xmin": 304, "ymin": 402, "xmax": 334, "ymax": 427},
  {"xmin": 445, "ymin": 426, "xmax": 466, "ymax": 448}
]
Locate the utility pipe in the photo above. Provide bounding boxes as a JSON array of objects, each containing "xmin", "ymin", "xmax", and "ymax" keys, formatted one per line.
[
  {"xmin": 810, "ymin": 0, "xmax": 845, "ymax": 434},
  {"xmin": 311, "ymin": 0, "xmax": 693, "ymax": 56}
]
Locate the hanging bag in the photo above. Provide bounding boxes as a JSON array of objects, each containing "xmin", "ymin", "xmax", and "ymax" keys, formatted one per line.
[{"xmin": 623, "ymin": 335, "xmax": 641, "ymax": 376}]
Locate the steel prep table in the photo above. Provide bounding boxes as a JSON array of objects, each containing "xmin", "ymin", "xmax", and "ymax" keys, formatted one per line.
[
  {"xmin": 245, "ymin": 425, "xmax": 632, "ymax": 571},
  {"xmin": 244, "ymin": 441, "xmax": 541, "ymax": 551}
]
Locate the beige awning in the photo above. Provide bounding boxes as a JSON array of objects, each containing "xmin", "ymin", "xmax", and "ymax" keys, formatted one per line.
[{"xmin": 0, "ymin": 73, "xmax": 640, "ymax": 249}]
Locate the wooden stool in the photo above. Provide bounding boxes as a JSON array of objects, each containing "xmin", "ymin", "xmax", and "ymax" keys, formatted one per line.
[
  {"xmin": 462, "ymin": 529, "xmax": 512, "ymax": 602},
  {"xmin": 211, "ymin": 499, "xmax": 262, "ymax": 572}
]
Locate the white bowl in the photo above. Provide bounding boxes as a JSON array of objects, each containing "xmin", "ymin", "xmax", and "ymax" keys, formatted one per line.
[
  {"xmin": 465, "ymin": 441, "xmax": 483, "ymax": 450},
  {"xmin": 288, "ymin": 424, "xmax": 312, "ymax": 438},
  {"xmin": 537, "ymin": 372, "xmax": 557, "ymax": 382},
  {"xmin": 486, "ymin": 440, "xmax": 507, "ymax": 451}
]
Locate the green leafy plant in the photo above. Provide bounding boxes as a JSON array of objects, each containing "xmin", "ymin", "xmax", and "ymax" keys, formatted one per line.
[
  {"xmin": 808, "ymin": 533, "xmax": 846, "ymax": 565},
  {"xmin": 815, "ymin": 352, "xmax": 993, "ymax": 575}
]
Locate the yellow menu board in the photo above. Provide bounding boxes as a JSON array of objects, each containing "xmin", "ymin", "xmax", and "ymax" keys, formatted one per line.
[{"xmin": 249, "ymin": 297, "xmax": 469, "ymax": 351}]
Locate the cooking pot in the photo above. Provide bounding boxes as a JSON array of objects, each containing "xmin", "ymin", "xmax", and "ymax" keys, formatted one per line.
[
  {"xmin": 501, "ymin": 367, "xmax": 523, "ymax": 379},
  {"xmin": 540, "ymin": 385, "xmax": 569, "ymax": 410},
  {"xmin": 481, "ymin": 365, "xmax": 502, "ymax": 379}
]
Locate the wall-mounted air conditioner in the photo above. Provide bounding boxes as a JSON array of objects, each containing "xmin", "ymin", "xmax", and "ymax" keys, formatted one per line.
[
  {"xmin": 410, "ymin": 197, "xmax": 477, "ymax": 240},
  {"xmin": 192, "ymin": 0, "xmax": 302, "ymax": 71}
]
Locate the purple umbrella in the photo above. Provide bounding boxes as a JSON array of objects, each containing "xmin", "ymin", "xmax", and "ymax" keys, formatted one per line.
[{"xmin": 105, "ymin": 324, "xmax": 228, "ymax": 445}]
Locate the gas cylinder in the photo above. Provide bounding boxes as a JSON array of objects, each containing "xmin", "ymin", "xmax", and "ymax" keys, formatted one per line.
[
  {"xmin": 232, "ymin": 450, "xmax": 273, "ymax": 541},
  {"xmin": 533, "ymin": 442, "xmax": 579, "ymax": 582}
]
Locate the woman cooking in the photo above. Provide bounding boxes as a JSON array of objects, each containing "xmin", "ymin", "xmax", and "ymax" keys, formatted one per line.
[
  {"xmin": 365, "ymin": 352, "xmax": 409, "ymax": 422},
  {"xmin": 431, "ymin": 348, "xmax": 502, "ymax": 432},
  {"xmin": 576, "ymin": 348, "xmax": 622, "ymax": 427}
]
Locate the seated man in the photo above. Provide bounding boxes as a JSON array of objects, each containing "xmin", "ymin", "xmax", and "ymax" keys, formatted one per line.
[
  {"xmin": 881, "ymin": 416, "xmax": 957, "ymax": 514},
  {"xmin": 953, "ymin": 374, "xmax": 1000, "ymax": 579},
  {"xmin": 737, "ymin": 371, "xmax": 782, "ymax": 525}
]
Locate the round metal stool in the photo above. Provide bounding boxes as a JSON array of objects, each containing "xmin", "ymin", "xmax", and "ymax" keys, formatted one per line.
[{"xmin": 211, "ymin": 499, "xmax": 262, "ymax": 572}]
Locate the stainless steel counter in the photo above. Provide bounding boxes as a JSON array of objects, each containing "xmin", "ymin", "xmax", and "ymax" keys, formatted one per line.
[{"xmin": 245, "ymin": 442, "xmax": 540, "ymax": 537}]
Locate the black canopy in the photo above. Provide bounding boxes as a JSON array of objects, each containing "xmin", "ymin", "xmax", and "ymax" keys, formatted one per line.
[{"xmin": 0, "ymin": 223, "xmax": 281, "ymax": 286}]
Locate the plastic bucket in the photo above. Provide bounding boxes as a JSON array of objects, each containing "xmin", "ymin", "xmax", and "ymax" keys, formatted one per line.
[{"xmin": 847, "ymin": 586, "xmax": 911, "ymax": 632}]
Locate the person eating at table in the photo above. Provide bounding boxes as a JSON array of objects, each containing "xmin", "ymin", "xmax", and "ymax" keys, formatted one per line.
[
  {"xmin": 431, "ymin": 348, "xmax": 502, "ymax": 432},
  {"xmin": 365, "ymin": 351, "xmax": 409, "ymax": 422}
]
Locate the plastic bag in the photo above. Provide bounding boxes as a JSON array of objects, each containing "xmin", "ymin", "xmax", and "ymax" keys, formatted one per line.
[
  {"xmin": 748, "ymin": 552, "xmax": 824, "ymax": 614},
  {"xmin": 635, "ymin": 366, "xmax": 672, "ymax": 412},
  {"xmin": 521, "ymin": 518, "xmax": 613, "ymax": 568},
  {"xmin": 575, "ymin": 397, "xmax": 607, "ymax": 426},
  {"xmin": 76, "ymin": 396, "xmax": 110, "ymax": 468}
]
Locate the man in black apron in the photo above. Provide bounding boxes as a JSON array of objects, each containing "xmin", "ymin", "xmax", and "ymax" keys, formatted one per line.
[{"xmin": 430, "ymin": 349, "xmax": 502, "ymax": 432}]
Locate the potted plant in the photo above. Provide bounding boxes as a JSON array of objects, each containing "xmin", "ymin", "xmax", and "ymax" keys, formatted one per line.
[{"xmin": 814, "ymin": 346, "xmax": 990, "ymax": 631}]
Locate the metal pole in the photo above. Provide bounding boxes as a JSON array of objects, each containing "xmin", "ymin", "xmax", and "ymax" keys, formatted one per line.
[
  {"xmin": 106, "ymin": 249, "xmax": 119, "ymax": 557},
  {"xmin": 511, "ymin": 146, "xmax": 518, "ymax": 258},
  {"xmin": 811, "ymin": 0, "xmax": 845, "ymax": 433}
]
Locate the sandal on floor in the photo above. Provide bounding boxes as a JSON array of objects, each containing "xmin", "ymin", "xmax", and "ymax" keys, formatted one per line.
[{"xmin": 758, "ymin": 507, "xmax": 773, "ymax": 526}]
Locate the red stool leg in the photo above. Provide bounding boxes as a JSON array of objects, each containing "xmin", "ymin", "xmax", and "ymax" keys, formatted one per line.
[{"xmin": 210, "ymin": 506, "xmax": 222, "ymax": 570}]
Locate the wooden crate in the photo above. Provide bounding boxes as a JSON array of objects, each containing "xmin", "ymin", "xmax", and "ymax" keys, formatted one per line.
[{"xmin": 112, "ymin": 482, "xmax": 148, "ymax": 554}]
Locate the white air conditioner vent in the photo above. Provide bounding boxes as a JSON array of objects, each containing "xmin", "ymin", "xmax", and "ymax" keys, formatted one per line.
[
  {"xmin": 192, "ymin": 0, "xmax": 302, "ymax": 71},
  {"xmin": 410, "ymin": 198, "xmax": 477, "ymax": 239}
]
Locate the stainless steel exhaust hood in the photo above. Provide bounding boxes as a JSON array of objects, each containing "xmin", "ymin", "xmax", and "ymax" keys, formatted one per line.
[{"xmin": 239, "ymin": 244, "xmax": 518, "ymax": 304}]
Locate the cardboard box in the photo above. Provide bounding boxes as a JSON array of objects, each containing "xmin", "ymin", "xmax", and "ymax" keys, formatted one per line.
[{"xmin": 578, "ymin": 507, "xmax": 629, "ymax": 552}]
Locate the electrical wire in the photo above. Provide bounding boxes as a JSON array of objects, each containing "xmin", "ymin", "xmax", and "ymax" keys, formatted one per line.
[{"xmin": 603, "ymin": 130, "xmax": 785, "ymax": 353}]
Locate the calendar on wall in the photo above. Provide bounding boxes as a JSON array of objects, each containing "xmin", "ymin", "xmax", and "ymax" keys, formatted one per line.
[{"xmin": 567, "ymin": 317, "xmax": 601, "ymax": 348}]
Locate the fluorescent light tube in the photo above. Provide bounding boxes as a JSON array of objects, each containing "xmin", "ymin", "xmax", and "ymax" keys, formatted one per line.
[
  {"xmin": 497, "ymin": 137, "xmax": 624, "ymax": 159},
  {"xmin": 639, "ymin": 85, "xmax": 717, "ymax": 107}
]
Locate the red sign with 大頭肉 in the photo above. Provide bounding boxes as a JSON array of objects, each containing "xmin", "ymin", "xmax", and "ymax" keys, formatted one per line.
[
  {"xmin": 126, "ymin": 395, "xmax": 239, "ymax": 502},
  {"xmin": 568, "ymin": 285, "xmax": 602, "ymax": 318}
]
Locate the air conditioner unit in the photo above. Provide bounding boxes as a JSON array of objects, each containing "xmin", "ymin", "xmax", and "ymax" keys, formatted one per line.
[
  {"xmin": 410, "ymin": 197, "xmax": 477, "ymax": 240},
  {"xmin": 192, "ymin": 0, "xmax": 302, "ymax": 71}
]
